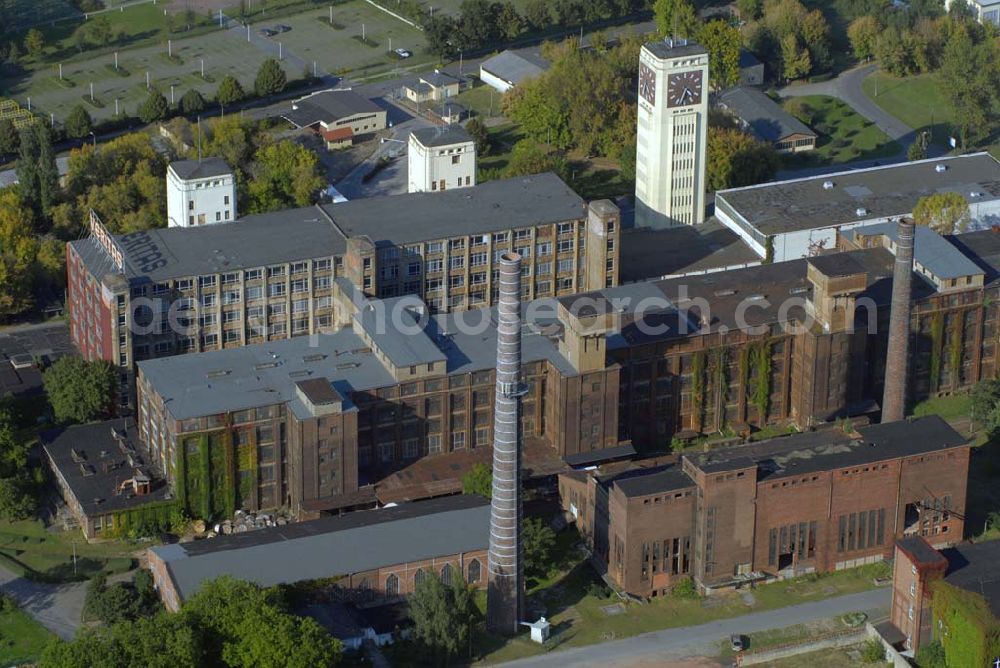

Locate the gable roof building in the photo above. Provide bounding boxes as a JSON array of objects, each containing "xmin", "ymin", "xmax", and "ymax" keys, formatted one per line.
[
  {"xmin": 480, "ymin": 49, "xmax": 551, "ymax": 93},
  {"xmin": 718, "ymin": 87, "xmax": 817, "ymax": 153},
  {"xmin": 147, "ymin": 495, "xmax": 490, "ymax": 610}
]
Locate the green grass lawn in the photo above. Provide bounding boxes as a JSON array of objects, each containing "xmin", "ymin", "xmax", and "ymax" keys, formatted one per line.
[
  {"xmin": 456, "ymin": 85, "xmax": 504, "ymax": 119},
  {"xmin": 781, "ymin": 95, "xmax": 900, "ymax": 166},
  {"xmin": 861, "ymin": 71, "xmax": 953, "ymax": 146},
  {"xmin": 0, "ymin": 602, "xmax": 55, "ymax": 665},
  {"xmin": 910, "ymin": 393, "xmax": 972, "ymax": 422},
  {"xmin": 0, "ymin": 518, "xmax": 136, "ymax": 583}
]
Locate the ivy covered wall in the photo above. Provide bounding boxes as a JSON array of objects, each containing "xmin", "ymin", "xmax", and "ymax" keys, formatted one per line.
[
  {"xmin": 177, "ymin": 429, "xmax": 239, "ymax": 521},
  {"xmin": 932, "ymin": 580, "xmax": 1000, "ymax": 668}
]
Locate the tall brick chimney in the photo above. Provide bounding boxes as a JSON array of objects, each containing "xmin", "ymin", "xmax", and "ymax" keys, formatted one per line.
[
  {"xmin": 882, "ymin": 218, "xmax": 915, "ymax": 423},
  {"xmin": 487, "ymin": 252, "xmax": 525, "ymax": 635}
]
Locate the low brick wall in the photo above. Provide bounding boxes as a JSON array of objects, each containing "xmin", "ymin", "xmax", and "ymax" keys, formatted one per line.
[{"xmin": 740, "ymin": 627, "xmax": 867, "ymax": 666}]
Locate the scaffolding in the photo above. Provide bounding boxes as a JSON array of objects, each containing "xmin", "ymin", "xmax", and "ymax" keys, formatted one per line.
[{"xmin": 0, "ymin": 99, "xmax": 38, "ymax": 130}]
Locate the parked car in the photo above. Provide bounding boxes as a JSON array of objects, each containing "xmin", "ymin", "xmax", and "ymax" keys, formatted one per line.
[
  {"xmin": 730, "ymin": 634, "xmax": 745, "ymax": 652},
  {"xmin": 394, "ymin": 48, "xmax": 411, "ymax": 58},
  {"xmin": 259, "ymin": 28, "xmax": 276, "ymax": 37},
  {"xmin": 275, "ymin": 24, "xmax": 291, "ymax": 33}
]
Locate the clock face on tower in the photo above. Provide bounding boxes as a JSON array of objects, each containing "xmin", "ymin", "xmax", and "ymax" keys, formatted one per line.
[
  {"xmin": 638, "ymin": 63, "xmax": 656, "ymax": 106},
  {"xmin": 667, "ymin": 70, "xmax": 703, "ymax": 108}
]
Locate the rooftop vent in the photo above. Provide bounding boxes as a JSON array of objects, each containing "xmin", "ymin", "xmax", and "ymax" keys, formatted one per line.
[
  {"xmin": 714, "ymin": 289, "xmax": 737, "ymax": 297},
  {"xmin": 789, "ymin": 286, "xmax": 809, "ymax": 295},
  {"xmin": 856, "ymin": 207, "xmax": 868, "ymax": 217},
  {"xmin": 935, "ymin": 164, "xmax": 947, "ymax": 173},
  {"xmin": 206, "ymin": 369, "xmax": 231, "ymax": 379},
  {"xmin": 823, "ymin": 180, "xmax": 835, "ymax": 190},
  {"xmin": 747, "ymin": 294, "xmax": 766, "ymax": 301},
  {"xmin": 253, "ymin": 362, "xmax": 279, "ymax": 370},
  {"xmin": 303, "ymin": 354, "xmax": 326, "ymax": 362}
]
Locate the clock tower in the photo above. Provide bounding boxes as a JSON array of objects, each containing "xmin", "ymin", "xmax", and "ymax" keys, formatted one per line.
[{"xmin": 635, "ymin": 39, "xmax": 709, "ymax": 228}]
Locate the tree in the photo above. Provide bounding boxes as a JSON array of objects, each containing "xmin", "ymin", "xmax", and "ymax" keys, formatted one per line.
[
  {"xmin": 504, "ymin": 139, "xmax": 569, "ymax": 181},
  {"xmin": 0, "ymin": 118, "xmax": 18, "ymax": 156},
  {"xmin": 254, "ymin": 58, "xmax": 287, "ymax": 98},
  {"xmin": 64, "ymin": 104, "xmax": 93, "ymax": 139},
  {"xmin": 0, "ymin": 407, "xmax": 36, "ymax": 520},
  {"xmin": 24, "ymin": 28, "xmax": 45, "ymax": 59},
  {"xmin": 912, "ymin": 192, "xmax": 970, "ymax": 234},
  {"xmin": 706, "ymin": 126, "xmax": 779, "ymax": 192},
  {"xmin": 736, "ymin": 0, "xmax": 762, "ymax": 21},
  {"xmin": 780, "ymin": 33, "xmax": 811, "ymax": 81},
  {"xmin": 698, "ymin": 21, "xmax": 740, "ymax": 90},
  {"xmin": 409, "ymin": 572, "xmax": 477, "ymax": 663},
  {"xmin": 800, "ymin": 10, "xmax": 831, "ymax": 71},
  {"xmin": 43, "ymin": 356, "xmax": 116, "ymax": 424},
  {"xmin": 461, "ymin": 463, "xmax": 492, "ymax": 497},
  {"xmin": 247, "ymin": 140, "xmax": 324, "ymax": 213},
  {"xmin": 498, "ymin": 1, "xmax": 525, "ymax": 40},
  {"xmin": 84, "ymin": 575, "xmax": 148, "ymax": 625},
  {"xmin": 179, "ymin": 89, "xmax": 206, "ymax": 115},
  {"xmin": 425, "ymin": 15, "xmax": 458, "ymax": 59},
  {"xmin": 653, "ymin": 0, "xmax": 699, "ymax": 39},
  {"xmin": 907, "ymin": 134, "xmax": 928, "ymax": 161},
  {"xmin": 522, "ymin": 517, "xmax": 556, "ymax": 576},
  {"xmin": 939, "ymin": 29, "xmax": 1000, "ymax": 148},
  {"xmin": 523, "ymin": 0, "xmax": 551, "ymax": 29},
  {"xmin": 17, "ymin": 123, "xmax": 58, "ymax": 215},
  {"xmin": 0, "ymin": 188, "xmax": 39, "ymax": 318},
  {"xmin": 848, "ymin": 15, "xmax": 880, "ymax": 62},
  {"xmin": 215, "ymin": 75, "xmax": 245, "ymax": 106},
  {"xmin": 464, "ymin": 117, "xmax": 491, "ymax": 156},
  {"xmin": 969, "ymin": 379, "xmax": 1000, "ymax": 433},
  {"xmin": 184, "ymin": 577, "xmax": 341, "ymax": 668},
  {"xmin": 138, "ymin": 88, "xmax": 169, "ymax": 124}
]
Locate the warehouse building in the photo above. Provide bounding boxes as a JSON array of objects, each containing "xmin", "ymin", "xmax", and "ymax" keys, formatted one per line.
[
  {"xmin": 148, "ymin": 495, "xmax": 489, "ymax": 611},
  {"xmin": 715, "ymin": 153, "xmax": 1000, "ymax": 262},
  {"xmin": 67, "ymin": 174, "xmax": 619, "ymax": 406},
  {"xmin": 559, "ymin": 416, "xmax": 968, "ymax": 596}
]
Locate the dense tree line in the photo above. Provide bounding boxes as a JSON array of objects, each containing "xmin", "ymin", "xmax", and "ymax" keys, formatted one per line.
[
  {"xmin": 741, "ymin": 0, "xmax": 832, "ymax": 82},
  {"xmin": 423, "ymin": 0, "xmax": 650, "ymax": 58},
  {"xmin": 42, "ymin": 577, "xmax": 342, "ymax": 668}
]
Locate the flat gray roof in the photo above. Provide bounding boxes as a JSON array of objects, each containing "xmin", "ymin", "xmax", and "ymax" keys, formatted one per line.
[
  {"xmin": 322, "ymin": 173, "xmax": 585, "ymax": 245},
  {"xmin": 717, "ymin": 153, "xmax": 1000, "ymax": 236},
  {"xmin": 410, "ymin": 125, "xmax": 472, "ymax": 148},
  {"xmin": 169, "ymin": 158, "xmax": 232, "ymax": 180},
  {"xmin": 480, "ymin": 49, "xmax": 550, "ymax": 85},
  {"xmin": 70, "ymin": 206, "xmax": 345, "ymax": 283},
  {"xmin": 138, "ymin": 303, "xmax": 575, "ymax": 420},
  {"xmin": 356, "ymin": 297, "xmax": 447, "ymax": 369},
  {"xmin": 138, "ymin": 327, "xmax": 395, "ymax": 421},
  {"xmin": 619, "ymin": 217, "xmax": 760, "ymax": 282},
  {"xmin": 150, "ymin": 495, "xmax": 490, "ymax": 603},
  {"xmin": 719, "ymin": 87, "xmax": 815, "ymax": 143},
  {"xmin": 844, "ymin": 222, "xmax": 984, "ymax": 280},
  {"xmin": 644, "ymin": 39, "xmax": 706, "ymax": 59}
]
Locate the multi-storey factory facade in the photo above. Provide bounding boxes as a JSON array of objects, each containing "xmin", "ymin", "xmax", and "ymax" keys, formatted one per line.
[
  {"xmin": 67, "ymin": 174, "xmax": 620, "ymax": 407},
  {"xmin": 128, "ymin": 221, "xmax": 999, "ymax": 525}
]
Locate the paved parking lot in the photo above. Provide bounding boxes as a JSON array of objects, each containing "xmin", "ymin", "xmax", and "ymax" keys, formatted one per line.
[{"xmin": 0, "ymin": 322, "xmax": 74, "ymax": 398}]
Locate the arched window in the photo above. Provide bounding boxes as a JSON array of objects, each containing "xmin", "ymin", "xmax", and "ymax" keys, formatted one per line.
[
  {"xmin": 385, "ymin": 573, "xmax": 399, "ymax": 597},
  {"xmin": 467, "ymin": 558, "xmax": 481, "ymax": 584},
  {"xmin": 414, "ymin": 568, "xmax": 426, "ymax": 589},
  {"xmin": 358, "ymin": 577, "xmax": 372, "ymax": 601},
  {"xmin": 440, "ymin": 563, "xmax": 453, "ymax": 586}
]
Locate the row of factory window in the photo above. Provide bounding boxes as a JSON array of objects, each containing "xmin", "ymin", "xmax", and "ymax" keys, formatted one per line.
[{"xmin": 638, "ymin": 536, "xmax": 692, "ymax": 580}]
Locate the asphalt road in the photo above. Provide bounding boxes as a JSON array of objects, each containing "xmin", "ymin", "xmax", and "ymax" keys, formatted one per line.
[
  {"xmin": 779, "ymin": 63, "xmax": 915, "ymax": 145},
  {"xmin": 0, "ymin": 564, "xmax": 86, "ymax": 640},
  {"xmin": 496, "ymin": 587, "xmax": 888, "ymax": 668}
]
